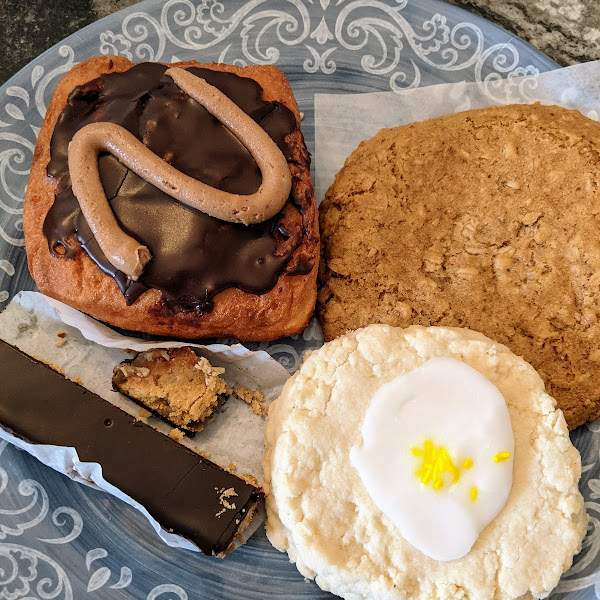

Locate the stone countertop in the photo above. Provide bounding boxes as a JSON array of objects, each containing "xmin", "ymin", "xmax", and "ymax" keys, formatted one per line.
[
  {"xmin": 0, "ymin": 0, "xmax": 598, "ymax": 86},
  {"xmin": 446, "ymin": 0, "xmax": 600, "ymax": 66}
]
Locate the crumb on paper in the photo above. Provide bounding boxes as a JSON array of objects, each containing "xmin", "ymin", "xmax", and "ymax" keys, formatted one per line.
[
  {"xmin": 138, "ymin": 408, "xmax": 152, "ymax": 419},
  {"xmin": 45, "ymin": 361, "xmax": 63, "ymax": 375},
  {"xmin": 233, "ymin": 386, "xmax": 268, "ymax": 415},
  {"xmin": 57, "ymin": 331, "xmax": 66, "ymax": 338},
  {"xmin": 239, "ymin": 473, "xmax": 258, "ymax": 486},
  {"xmin": 73, "ymin": 377, "xmax": 82, "ymax": 385},
  {"xmin": 55, "ymin": 338, "xmax": 67, "ymax": 347},
  {"xmin": 252, "ymin": 400, "xmax": 269, "ymax": 416},
  {"xmin": 17, "ymin": 315, "xmax": 37, "ymax": 334},
  {"xmin": 228, "ymin": 462, "xmax": 236, "ymax": 472},
  {"xmin": 233, "ymin": 385, "xmax": 265, "ymax": 404},
  {"xmin": 168, "ymin": 428, "xmax": 185, "ymax": 442},
  {"xmin": 234, "ymin": 386, "xmax": 265, "ymax": 404}
]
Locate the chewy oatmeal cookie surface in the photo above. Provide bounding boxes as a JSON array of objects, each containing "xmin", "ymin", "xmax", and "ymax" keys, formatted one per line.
[{"xmin": 319, "ymin": 103, "xmax": 600, "ymax": 429}]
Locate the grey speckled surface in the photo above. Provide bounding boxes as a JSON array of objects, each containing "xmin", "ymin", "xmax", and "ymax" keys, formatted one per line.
[
  {"xmin": 0, "ymin": 0, "xmax": 598, "ymax": 85},
  {"xmin": 446, "ymin": 0, "xmax": 600, "ymax": 66}
]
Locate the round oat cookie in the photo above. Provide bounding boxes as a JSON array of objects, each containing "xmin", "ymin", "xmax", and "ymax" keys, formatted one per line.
[
  {"xmin": 318, "ymin": 104, "xmax": 600, "ymax": 430},
  {"xmin": 264, "ymin": 325, "xmax": 587, "ymax": 600}
]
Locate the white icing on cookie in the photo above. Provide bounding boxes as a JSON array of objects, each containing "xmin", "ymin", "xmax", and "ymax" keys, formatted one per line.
[{"xmin": 350, "ymin": 357, "xmax": 514, "ymax": 561}]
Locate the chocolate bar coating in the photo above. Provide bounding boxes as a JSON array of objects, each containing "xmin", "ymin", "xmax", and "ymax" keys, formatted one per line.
[
  {"xmin": 0, "ymin": 340, "xmax": 263, "ymax": 555},
  {"xmin": 44, "ymin": 62, "xmax": 305, "ymax": 312}
]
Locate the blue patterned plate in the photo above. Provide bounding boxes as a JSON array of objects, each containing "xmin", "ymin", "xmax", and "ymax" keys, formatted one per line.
[{"xmin": 2, "ymin": 1, "xmax": 596, "ymax": 599}]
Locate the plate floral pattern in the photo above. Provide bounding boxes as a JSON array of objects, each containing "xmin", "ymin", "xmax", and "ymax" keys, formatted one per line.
[{"xmin": 1, "ymin": 1, "xmax": 595, "ymax": 599}]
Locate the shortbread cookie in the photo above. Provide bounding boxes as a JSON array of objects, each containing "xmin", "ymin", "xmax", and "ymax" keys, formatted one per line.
[
  {"xmin": 264, "ymin": 325, "xmax": 586, "ymax": 600},
  {"xmin": 318, "ymin": 104, "xmax": 600, "ymax": 429}
]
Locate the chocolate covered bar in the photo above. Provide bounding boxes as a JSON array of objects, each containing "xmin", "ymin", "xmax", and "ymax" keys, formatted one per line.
[
  {"xmin": 24, "ymin": 57, "xmax": 319, "ymax": 341},
  {"xmin": 0, "ymin": 339, "xmax": 263, "ymax": 555}
]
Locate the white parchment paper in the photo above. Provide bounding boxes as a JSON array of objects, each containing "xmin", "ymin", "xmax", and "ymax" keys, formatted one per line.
[
  {"xmin": 315, "ymin": 60, "xmax": 600, "ymax": 201},
  {"xmin": 0, "ymin": 291, "xmax": 290, "ymax": 551}
]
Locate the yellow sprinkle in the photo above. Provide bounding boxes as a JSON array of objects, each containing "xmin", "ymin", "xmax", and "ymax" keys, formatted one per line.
[
  {"xmin": 440, "ymin": 447, "xmax": 450, "ymax": 465},
  {"xmin": 470, "ymin": 486, "xmax": 478, "ymax": 502},
  {"xmin": 441, "ymin": 448, "xmax": 461, "ymax": 483},
  {"xmin": 462, "ymin": 458, "xmax": 474, "ymax": 469},
  {"xmin": 411, "ymin": 439, "xmax": 461, "ymax": 491},
  {"xmin": 422, "ymin": 466, "xmax": 433, "ymax": 485},
  {"xmin": 493, "ymin": 451, "xmax": 511, "ymax": 463},
  {"xmin": 425, "ymin": 440, "xmax": 434, "ymax": 461}
]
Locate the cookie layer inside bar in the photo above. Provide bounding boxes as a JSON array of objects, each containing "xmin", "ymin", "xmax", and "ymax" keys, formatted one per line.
[{"xmin": 113, "ymin": 348, "xmax": 231, "ymax": 431}]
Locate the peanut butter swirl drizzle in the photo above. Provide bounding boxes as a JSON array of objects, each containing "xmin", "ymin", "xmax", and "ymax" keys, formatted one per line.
[{"xmin": 67, "ymin": 67, "xmax": 293, "ymax": 280}]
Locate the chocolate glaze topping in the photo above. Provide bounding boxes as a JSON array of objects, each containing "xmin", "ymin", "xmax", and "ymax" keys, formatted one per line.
[
  {"xmin": 0, "ymin": 340, "xmax": 263, "ymax": 555},
  {"xmin": 44, "ymin": 63, "xmax": 310, "ymax": 313}
]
